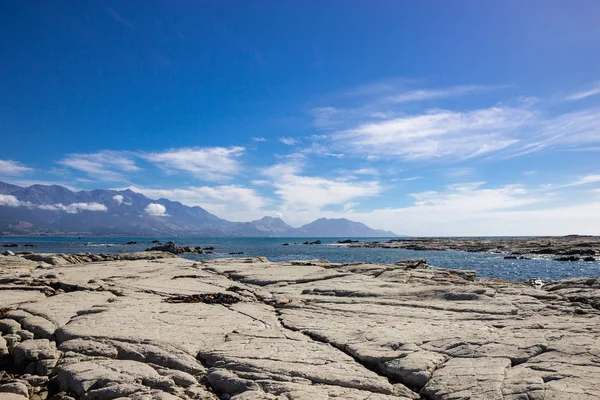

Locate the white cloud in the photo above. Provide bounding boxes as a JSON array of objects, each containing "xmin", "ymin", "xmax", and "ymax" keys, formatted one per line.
[
  {"xmin": 59, "ymin": 151, "xmax": 139, "ymax": 182},
  {"xmin": 537, "ymin": 108, "xmax": 600, "ymax": 149},
  {"xmin": 332, "ymin": 107, "xmax": 533, "ymax": 161},
  {"xmin": 38, "ymin": 202, "xmax": 108, "ymax": 213},
  {"xmin": 566, "ymin": 82, "xmax": 600, "ymax": 101},
  {"xmin": 0, "ymin": 194, "xmax": 22, "ymax": 207},
  {"xmin": 144, "ymin": 146, "xmax": 244, "ymax": 181},
  {"xmin": 112, "ymin": 195, "xmax": 124, "ymax": 204},
  {"xmin": 298, "ymin": 142, "xmax": 345, "ymax": 158},
  {"xmin": 0, "ymin": 160, "xmax": 33, "ymax": 176},
  {"xmin": 443, "ymin": 167, "xmax": 477, "ymax": 178},
  {"xmin": 352, "ymin": 168, "xmax": 379, "ymax": 176},
  {"xmin": 560, "ymin": 174, "xmax": 600, "ymax": 188},
  {"xmin": 385, "ymin": 85, "xmax": 501, "ymax": 103},
  {"xmin": 278, "ymin": 137, "xmax": 298, "ymax": 146},
  {"xmin": 575, "ymin": 175, "xmax": 600, "ymax": 185},
  {"xmin": 312, "ymin": 81, "xmax": 600, "ymax": 162},
  {"xmin": 310, "ymin": 107, "xmax": 344, "ymax": 128},
  {"xmin": 303, "ymin": 182, "xmax": 600, "ymax": 236},
  {"xmin": 251, "ymin": 180, "xmax": 270, "ymax": 186},
  {"xmin": 273, "ymin": 175, "xmax": 379, "ymax": 210},
  {"xmin": 130, "ymin": 185, "xmax": 269, "ymax": 221},
  {"xmin": 144, "ymin": 203, "xmax": 168, "ymax": 217},
  {"xmin": 261, "ymin": 161, "xmax": 381, "ymax": 224},
  {"xmin": 251, "ymin": 137, "xmax": 267, "ymax": 142},
  {"xmin": 262, "ymin": 160, "xmax": 304, "ymax": 178},
  {"xmin": 342, "ymin": 202, "xmax": 358, "ymax": 211}
]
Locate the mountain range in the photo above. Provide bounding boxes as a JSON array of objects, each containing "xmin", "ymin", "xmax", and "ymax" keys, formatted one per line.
[{"xmin": 0, "ymin": 181, "xmax": 396, "ymax": 237}]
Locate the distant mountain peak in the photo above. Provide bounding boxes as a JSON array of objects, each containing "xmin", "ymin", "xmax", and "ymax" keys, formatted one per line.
[{"xmin": 0, "ymin": 181, "xmax": 396, "ymax": 237}]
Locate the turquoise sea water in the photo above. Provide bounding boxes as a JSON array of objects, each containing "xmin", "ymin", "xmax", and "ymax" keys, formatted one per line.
[{"xmin": 2, "ymin": 236, "xmax": 600, "ymax": 282}]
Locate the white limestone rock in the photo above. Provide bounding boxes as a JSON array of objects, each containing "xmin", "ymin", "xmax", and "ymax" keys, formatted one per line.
[
  {"xmin": 13, "ymin": 339, "xmax": 60, "ymax": 365},
  {"xmin": 0, "ymin": 319, "xmax": 21, "ymax": 334}
]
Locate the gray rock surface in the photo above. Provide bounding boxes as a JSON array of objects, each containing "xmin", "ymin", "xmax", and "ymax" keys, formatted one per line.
[
  {"xmin": 344, "ymin": 235, "xmax": 600, "ymax": 259},
  {"xmin": 1, "ymin": 253, "xmax": 600, "ymax": 399},
  {"xmin": 0, "ymin": 381, "xmax": 29, "ymax": 397}
]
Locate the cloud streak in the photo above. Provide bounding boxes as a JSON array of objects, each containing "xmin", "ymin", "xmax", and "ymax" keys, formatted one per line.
[
  {"xmin": 331, "ymin": 107, "xmax": 532, "ymax": 161},
  {"xmin": 566, "ymin": 82, "xmax": 600, "ymax": 101},
  {"xmin": 144, "ymin": 146, "xmax": 244, "ymax": 181},
  {"xmin": 59, "ymin": 151, "xmax": 139, "ymax": 182},
  {"xmin": 0, "ymin": 160, "xmax": 33, "ymax": 176},
  {"xmin": 385, "ymin": 85, "xmax": 506, "ymax": 103}
]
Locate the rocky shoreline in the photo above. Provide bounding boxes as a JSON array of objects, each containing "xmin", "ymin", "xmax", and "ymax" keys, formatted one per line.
[
  {"xmin": 342, "ymin": 235, "xmax": 600, "ymax": 261},
  {"xmin": 1, "ymin": 251, "xmax": 599, "ymax": 399}
]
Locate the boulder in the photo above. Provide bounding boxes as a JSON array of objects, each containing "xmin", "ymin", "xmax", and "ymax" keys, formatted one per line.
[
  {"xmin": 3, "ymin": 334, "xmax": 21, "ymax": 350},
  {"xmin": 13, "ymin": 339, "xmax": 60, "ymax": 365},
  {"xmin": 0, "ymin": 382, "xmax": 29, "ymax": 398},
  {"xmin": 19, "ymin": 316, "xmax": 55, "ymax": 339},
  {"xmin": 554, "ymin": 256, "xmax": 581, "ymax": 262},
  {"xmin": 0, "ymin": 335, "xmax": 8, "ymax": 356},
  {"xmin": 0, "ymin": 318, "xmax": 21, "ymax": 334}
]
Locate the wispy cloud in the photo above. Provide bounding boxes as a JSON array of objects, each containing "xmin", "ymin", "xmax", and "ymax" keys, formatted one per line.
[
  {"xmin": 352, "ymin": 168, "xmax": 379, "ymax": 176},
  {"xmin": 314, "ymin": 91, "xmax": 600, "ymax": 162},
  {"xmin": 39, "ymin": 202, "xmax": 108, "ymax": 213},
  {"xmin": 385, "ymin": 85, "xmax": 505, "ymax": 103},
  {"xmin": 331, "ymin": 107, "xmax": 531, "ymax": 161},
  {"xmin": 59, "ymin": 151, "xmax": 139, "ymax": 182},
  {"xmin": 566, "ymin": 82, "xmax": 600, "ymax": 101},
  {"xmin": 278, "ymin": 137, "xmax": 298, "ymax": 146},
  {"xmin": 144, "ymin": 146, "xmax": 244, "ymax": 181},
  {"xmin": 0, "ymin": 160, "xmax": 33, "ymax": 176},
  {"xmin": 101, "ymin": 4, "xmax": 136, "ymax": 30},
  {"xmin": 443, "ymin": 167, "xmax": 477, "ymax": 178},
  {"xmin": 537, "ymin": 107, "xmax": 600, "ymax": 148},
  {"xmin": 252, "ymin": 137, "xmax": 267, "ymax": 142},
  {"xmin": 560, "ymin": 174, "xmax": 600, "ymax": 188}
]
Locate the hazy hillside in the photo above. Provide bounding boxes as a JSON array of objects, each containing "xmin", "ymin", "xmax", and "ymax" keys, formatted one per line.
[{"xmin": 0, "ymin": 182, "xmax": 396, "ymax": 237}]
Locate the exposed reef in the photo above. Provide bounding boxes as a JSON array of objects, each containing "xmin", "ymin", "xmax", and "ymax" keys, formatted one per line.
[
  {"xmin": 344, "ymin": 235, "xmax": 600, "ymax": 261},
  {"xmin": 1, "ymin": 251, "xmax": 599, "ymax": 399}
]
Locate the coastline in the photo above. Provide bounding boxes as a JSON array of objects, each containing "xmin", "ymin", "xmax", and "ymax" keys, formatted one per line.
[
  {"xmin": 342, "ymin": 235, "xmax": 600, "ymax": 259},
  {"xmin": 1, "ymin": 252, "xmax": 599, "ymax": 399}
]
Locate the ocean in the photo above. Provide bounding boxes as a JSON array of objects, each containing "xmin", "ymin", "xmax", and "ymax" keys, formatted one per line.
[{"xmin": 2, "ymin": 235, "xmax": 600, "ymax": 282}]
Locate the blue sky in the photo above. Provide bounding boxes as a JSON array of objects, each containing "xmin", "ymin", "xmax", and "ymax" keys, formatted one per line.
[{"xmin": 1, "ymin": 1, "xmax": 600, "ymax": 235}]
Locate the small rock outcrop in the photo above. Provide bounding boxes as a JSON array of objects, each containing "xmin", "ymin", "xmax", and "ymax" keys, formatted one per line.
[{"xmin": 145, "ymin": 241, "xmax": 204, "ymax": 255}]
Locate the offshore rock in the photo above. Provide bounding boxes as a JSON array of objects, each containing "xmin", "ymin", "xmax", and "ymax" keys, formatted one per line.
[{"xmin": 345, "ymin": 235, "xmax": 600, "ymax": 259}]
